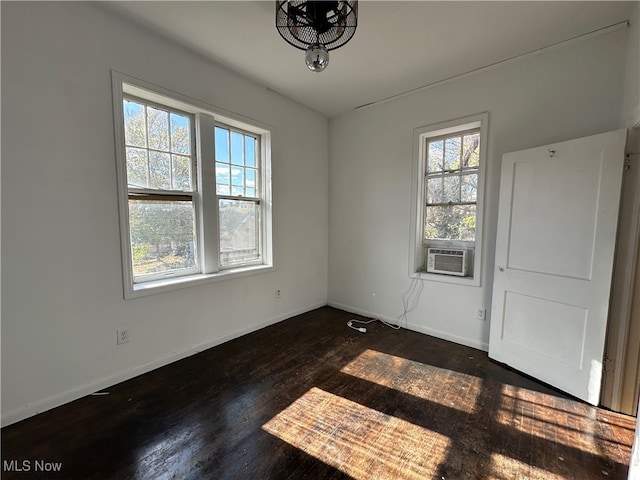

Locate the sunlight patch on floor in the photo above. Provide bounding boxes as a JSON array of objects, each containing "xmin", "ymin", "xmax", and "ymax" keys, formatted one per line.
[
  {"xmin": 497, "ymin": 384, "xmax": 634, "ymax": 461},
  {"xmin": 340, "ymin": 349, "xmax": 481, "ymax": 413},
  {"xmin": 262, "ymin": 387, "xmax": 450, "ymax": 480},
  {"xmin": 487, "ymin": 452, "xmax": 566, "ymax": 480}
]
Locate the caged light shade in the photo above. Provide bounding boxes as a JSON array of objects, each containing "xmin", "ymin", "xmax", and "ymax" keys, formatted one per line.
[{"xmin": 276, "ymin": 1, "xmax": 358, "ymax": 72}]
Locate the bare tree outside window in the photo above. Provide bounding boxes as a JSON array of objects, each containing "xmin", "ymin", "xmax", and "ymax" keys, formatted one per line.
[
  {"xmin": 424, "ymin": 130, "xmax": 480, "ymax": 242},
  {"xmin": 123, "ymin": 98, "xmax": 197, "ymax": 279}
]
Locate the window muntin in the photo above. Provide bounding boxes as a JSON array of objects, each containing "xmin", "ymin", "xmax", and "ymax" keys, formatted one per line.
[
  {"xmin": 424, "ymin": 129, "xmax": 480, "ymax": 243},
  {"xmin": 123, "ymin": 97, "xmax": 198, "ymax": 281}
]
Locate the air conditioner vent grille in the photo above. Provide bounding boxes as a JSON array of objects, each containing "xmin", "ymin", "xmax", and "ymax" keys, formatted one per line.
[{"xmin": 426, "ymin": 247, "xmax": 469, "ymax": 277}]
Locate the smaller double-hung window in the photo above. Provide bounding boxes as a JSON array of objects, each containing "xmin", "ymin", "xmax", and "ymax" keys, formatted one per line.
[
  {"xmin": 214, "ymin": 125, "xmax": 262, "ymax": 268},
  {"xmin": 410, "ymin": 113, "xmax": 488, "ymax": 285},
  {"xmin": 424, "ymin": 129, "xmax": 480, "ymax": 243},
  {"xmin": 113, "ymin": 72, "xmax": 273, "ymax": 298}
]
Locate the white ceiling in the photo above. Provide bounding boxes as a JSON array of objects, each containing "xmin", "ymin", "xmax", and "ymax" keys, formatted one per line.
[{"xmin": 103, "ymin": 1, "xmax": 636, "ymax": 118}]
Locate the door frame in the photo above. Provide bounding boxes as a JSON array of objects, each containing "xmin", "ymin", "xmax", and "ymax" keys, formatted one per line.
[{"xmin": 602, "ymin": 124, "xmax": 640, "ymax": 414}]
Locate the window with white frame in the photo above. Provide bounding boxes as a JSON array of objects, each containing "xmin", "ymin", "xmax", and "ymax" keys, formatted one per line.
[
  {"xmin": 410, "ymin": 113, "xmax": 488, "ymax": 284},
  {"xmin": 123, "ymin": 97, "xmax": 199, "ymax": 281},
  {"xmin": 214, "ymin": 126, "xmax": 262, "ymax": 268},
  {"xmin": 425, "ymin": 128, "xmax": 480, "ymax": 243},
  {"xmin": 113, "ymin": 73, "xmax": 273, "ymax": 297}
]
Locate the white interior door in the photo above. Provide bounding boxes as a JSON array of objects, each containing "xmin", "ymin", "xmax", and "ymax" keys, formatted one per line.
[{"xmin": 489, "ymin": 129, "xmax": 627, "ymax": 405}]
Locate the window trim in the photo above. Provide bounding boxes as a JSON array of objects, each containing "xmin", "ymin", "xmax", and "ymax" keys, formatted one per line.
[
  {"xmin": 409, "ymin": 112, "xmax": 489, "ymax": 286},
  {"xmin": 112, "ymin": 71, "xmax": 274, "ymax": 298}
]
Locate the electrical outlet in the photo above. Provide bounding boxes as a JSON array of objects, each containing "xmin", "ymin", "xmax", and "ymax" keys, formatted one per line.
[
  {"xmin": 476, "ymin": 309, "xmax": 486, "ymax": 321},
  {"xmin": 275, "ymin": 289, "xmax": 282, "ymax": 298},
  {"xmin": 117, "ymin": 328, "xmax": 129, "ymax": 345}
]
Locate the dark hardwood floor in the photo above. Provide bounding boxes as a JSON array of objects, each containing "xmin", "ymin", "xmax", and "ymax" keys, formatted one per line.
[{"xmin": 2, "ymin": 307, "xmax": 636, "ymax": 479}]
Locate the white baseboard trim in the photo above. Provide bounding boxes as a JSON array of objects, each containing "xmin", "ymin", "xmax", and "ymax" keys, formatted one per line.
[
  {"xmin": 1, "ymin": 302, "xmax": 326, "ymax": 427},
  {"xmin": 327, "ymin": 301, "xmax": 489, "ymax": 352}
]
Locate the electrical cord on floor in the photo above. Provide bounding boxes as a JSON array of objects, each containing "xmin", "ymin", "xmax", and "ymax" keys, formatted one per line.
[
  {"xmin": 346, "ymin": 278, "xmax": 424, "ymax": 334},
  {"xmin": 347, "ymin": 317, "xmax": 400, "ymax": 334},
  {"xmin": 347, "ymin": 318, "xmax": 376, "ymax": 333}
]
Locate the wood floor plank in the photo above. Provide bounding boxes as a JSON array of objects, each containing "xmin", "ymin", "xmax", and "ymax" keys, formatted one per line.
[{"xmin": 2, "ymin": 306, "xmax": 636, "ymax": 479}]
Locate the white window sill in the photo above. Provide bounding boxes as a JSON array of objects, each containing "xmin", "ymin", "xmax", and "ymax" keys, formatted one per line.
[
  {"xmin": 126, "ymin": 264, "xmax": 275, "ymax": 299},
  {"xmin": 410, "ymin": 271, "xmax": 480, "ymax": 287}
]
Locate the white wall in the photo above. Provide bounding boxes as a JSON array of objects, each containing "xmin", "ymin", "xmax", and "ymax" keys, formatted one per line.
[
  {"xmin": 1, "ymin": 2, "xmax": 328, "ymax": 426},
  {"xmin": 328, "ymin": 27, "xmax": 630, "ymax": 350},
  {"xmin": 622, "ymin": 2, "xmax": 640, "ymax": 128}
]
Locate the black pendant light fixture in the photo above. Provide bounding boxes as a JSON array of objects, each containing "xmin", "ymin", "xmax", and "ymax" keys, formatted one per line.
[{"xmin": 276, "ymin": 1, "xmax": 358, "ymax": 73}]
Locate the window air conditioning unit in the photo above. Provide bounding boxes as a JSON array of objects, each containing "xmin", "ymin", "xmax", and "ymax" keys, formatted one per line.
[{"xmin": 426, "ymin": 248, "xmax": 469, "ymax": 276}]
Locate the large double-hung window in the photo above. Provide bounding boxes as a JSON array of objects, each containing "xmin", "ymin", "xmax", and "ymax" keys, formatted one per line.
[
  {"xmin": 113, "ymin": 73, "xmax": 273, "ymax": 297},
  {"xmin": 123, "ymin": 98, "xmax": 198, "ymax": 280}
]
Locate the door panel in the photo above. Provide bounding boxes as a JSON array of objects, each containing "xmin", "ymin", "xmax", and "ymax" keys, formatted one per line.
[
  {"xmin": 507, "ymin": 155, "xmax": 601, "ymax": 279},
  {"xmin": 501, "ymin": 292, "xmax": 587, "ymax": 368},
  {"xmin": 489, "ymin": 129, "xmax": 626, "ymax": 405}
]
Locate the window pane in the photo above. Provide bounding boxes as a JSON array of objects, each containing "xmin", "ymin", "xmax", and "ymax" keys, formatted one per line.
[
  {"xmin": 149, "ymin": 151, "xmax": 171, "ymax": 189},
  {"xmin": 246, "ymin": 168, "xmax": 257, "ymax": 193},
  {"xmin": 463, "ymin": 133, "xmax": 480, "ymax": 168},
  {"xmin": 216, "ymin": 162, "xmax": 230, "ymax": 193},
  {"xmin": 425, "ymin": 204, "xmax": 476, "ymax": 241},
  {"xmin": 461, "ymin": 174, "xmax": 477, "ymax": 202},
  {"xmin": 172, "ymin": 155, "xmax": 192, "ymax": 191},
  {"xmin": 427, "ymin": 177, "xmax": 442, "ymax": 204},
  {"xmin": 215, "ymin": 127, "xmax": 229, "ymax": 162},
  {"xmin": 231, "ymin": 166, "xmax": 244, "ymax": 188},
  {"xmin": 428, "ymin": 140, "xmax": 443, "ymax": 173},
  {"xmin": 245, "ymin": 136, "xmax": 256, "ymax": 167},
  {"xmin": 128, "ymin": 200, "xmax": 197, "ymax": 278},
  {"xmin": 126, "ymin": 147, "xmax": 148, "ymax": 187},
  {"xmin": 170, "ymin": 113, "xmax": 190, "ymax": 155},
  {"xmin": 444, "ymin": 137, "xmax": 461, "ymax": 171},
  {"xmin": 219, "ymin": 199, "xmax": 260, "ymax": 267},
  {"xmin": 147, "ymin": 107, "xmax": 169, "ymax": 151},
  {"xmin": 231, "ymin": 131, "xmax": 244, "ymax": 166},
  {"xmin": 443, "ymin": 175, "xmax": 460, "ymax": 203},
  {"xmin": 123, "ymin": 100, "xmax": 146, "ymax": 147}
]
